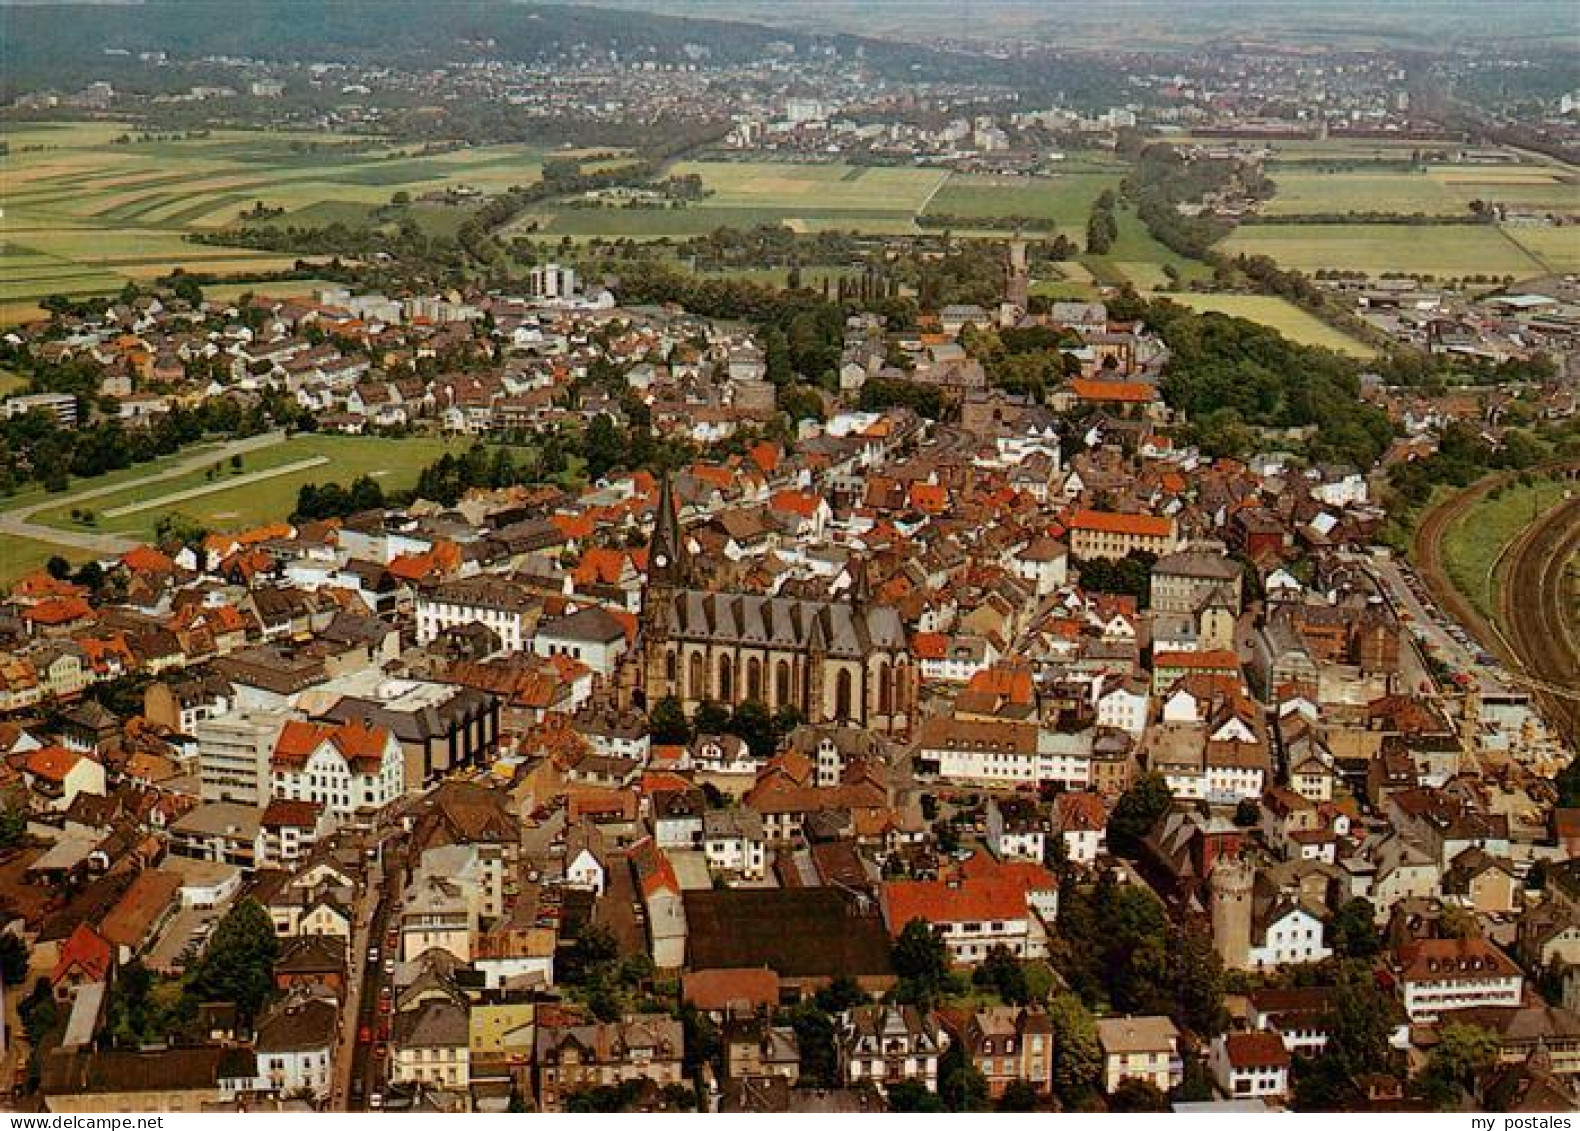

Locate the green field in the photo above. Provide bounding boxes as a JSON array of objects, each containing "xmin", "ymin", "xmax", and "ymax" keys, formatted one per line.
[
  {"xmin": 1080, "ymin": 207, "xmax": 1212, "ymax": 291},
  {"xmin": 1156, "ymin": 293, "xmax": 1376, "ymax": 356},
  {"xmin": 1219, "ymin": 223, "xmax": 1549, "ymax": 278},
  {"xmin": 1443, "ymin": 477, "xmax": 1574, "ymax": 618},
  {"xmin": 25, "ymin": 434, "xmax": 457, "ymax": 540},
  {"xmin": 1, "ymin": 121, "xmax": 550, "ymax": 317},
  {"xmin": 516, "ymin": 160, "xmax": 949, "ymax": 239},
  {"xmin": 923, "ymin": 171, "xmax": 1123, "ymax": 228},
  {"xmin": 0, "ymin": 537, "xmax": 92, "ymax": 588},
  {"xmin": 1505, "ymin": 225, "xmax": 1580, "ymax": 274},
  {"xmin": 1262, "ymin": 166, "xmax": 1580, "ymax": 217}
]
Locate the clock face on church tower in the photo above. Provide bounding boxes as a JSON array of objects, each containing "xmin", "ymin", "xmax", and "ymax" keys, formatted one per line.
[{"xmin": 654, "ymin": 553, "xmax": 669, "ymax": 568}]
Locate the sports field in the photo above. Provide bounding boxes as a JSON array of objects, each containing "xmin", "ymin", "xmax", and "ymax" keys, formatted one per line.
[
  {"xmin": 0, "ymin": 120, "xmax": 551, "ymax": 316},
  {"xmin": 1157, "ymin": 293, "xmax": 1376, "ymax": 357},
  {"xmin": 23, "ymin": 434, "xmax": 456, "ymax": 540},
  {"xmin": 1219, "ymin": 223, "xmax": 1551, "ymax": 278}
]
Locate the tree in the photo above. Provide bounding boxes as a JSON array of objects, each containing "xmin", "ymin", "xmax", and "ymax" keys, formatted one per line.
[
  {"xmin": 0, "ymin": 805, "xmax": 26, "ymax": 850},
  {"xmin": 974, "ymin": 945, "xmax": 1032, "ymax": 1005},
  {"xmin": 1173, "ymin": 927, "xmax": 1228, "ymax": 1037},
  {"xmin": 1110, "ymin": 1077, "xmax": 1169, "ymax": 1112},
  {"xmin": 1108, "ymin": 772, "xmax": 1172, "ymax": 857},
  {"xmin": 45, "ymin": 555, "xmax": 71, "ymax": 580},
  {"xmin": 188, "ymin": 898, "xmax": 277, "ymax": 1017},
  {"xmin": 726, "ymin": 699, "xmax": 775, "ymax": 760},
  {"xmin": 648, "ymin": 696, "xmax": 690, "ymax": 745},
  {"xmin": 585, "ymin": 413, "xmax": 624, "ymax": 481},
  {"xmin": 788, "ymin": 1001, "xmax": 838, "ymax": 1087},
  {"xmin": 1417, "ymin": 1023, "xmax": 1499, "ymax": 1109},
  {"xmin": 562, "ymin": 924, "xmax": 619, "ymax": 986},
  {"xmin": 1047, "ymin": 993, "xmax": 1101, "ymax": 1107},
  {"xmin": 814, "ymin": 974, "xmax": 866, "ymax": 1014},
  {"xmin": 692, "ymin": 700, "xmax": 730, "ymax": 736},
  {"xmin": 0, "ymin": 933, "xmax": 28, "ymax": 986},
  {"xmin": 1327, "ymin": 961, "xmax": 1402, "ymax": 1081},
  {"xmin": 997, "ymin": 1079, "xmax": 1041, "ymax": 1112},
  {"xmin": 893, "ymin": 919, "xmax": 950, "ymax": 1003},
  {"xmin": 1233, "ymin": 798, "xmax": 1261, "ymax": 827},
  {"xmin": 939, "ymin": 1039, "xmax": 991, "ymax": 1112},
  {"xmin": 1555, "ymin": 756, "xmax": 1580, "ymax": 808},
  {"xmin": 886, "ymin": 1079, "xmax": 946, "ymax": 1112},
  {"xmin": 1329, "ymin": 898, "xmax": 1382, "ymax": 959}
]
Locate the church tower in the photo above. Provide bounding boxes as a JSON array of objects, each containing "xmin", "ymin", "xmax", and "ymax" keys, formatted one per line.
[{"xmin": 637, "ymin": 472, "xmax": 688, "ymax": 711}]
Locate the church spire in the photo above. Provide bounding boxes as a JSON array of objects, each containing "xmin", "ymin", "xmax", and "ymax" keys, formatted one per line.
[{"xmin": 649, "ymin": 471, "xmax": 687, "ymax": 588}]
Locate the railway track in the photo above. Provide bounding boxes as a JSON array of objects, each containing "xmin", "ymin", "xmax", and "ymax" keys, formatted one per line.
[
  {"xmin": 1412, "ymin": 459, "xmax": 1580, "ymax": 748},
  {"xmin": 1499, "ymin": 496, "xmax": 1580, "ymax": 745}
]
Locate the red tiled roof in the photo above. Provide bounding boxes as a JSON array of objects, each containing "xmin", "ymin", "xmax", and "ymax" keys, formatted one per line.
[
  {"xmin": 26, "ymin": 745, "xmax": 84, "ymax": 783},
  {"xmin": 1223, "ymin": 1031, "xmax": 1292, "ymax": 1069},
  {"xmin": 883, "ymin": 878, "xmax": 1028, "ymax": 930},
  {"xmin": 682, "ymin": 967, "xmax": 780, "ymax": 1012},
  {"xmin": 1070, "ymin": 509, "xmax": 1173, "ymax": 538},
  {"xmin": 1070, "ymin": 379, "xmax": 1155, "ymax": 403}
]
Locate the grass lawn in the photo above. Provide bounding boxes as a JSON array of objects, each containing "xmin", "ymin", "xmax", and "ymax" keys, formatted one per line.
[
  {"xmin": 1219, "ymin": 222, "xmax": 1547, "ymax": 278},
  {"xmin": 30, "ymin": 434, "xmax": 459, "ymax": 539},
  {"xmin": 1082, "ymin": 207, "xmax": 1212, "ymax": 290},
  {"xmin": 0, "ymin": 536, "xmax": 91, "ymax": 588},
  {"xmin": 923, "ymin": 171, "xmax": 1122, "ymax": 228},
  {"xmin": 1156, "ymin": 293, "xmax": 1376, "ymax": 356},
  {"xmin": 1442, "ymin": 476, "xmax": 1573, "ymax": 619}
]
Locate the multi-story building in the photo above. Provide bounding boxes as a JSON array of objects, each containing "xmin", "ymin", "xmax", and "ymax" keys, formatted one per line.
[
  {"xmin": 533, "ymin": 1014, "xmax": 684, "ymax": 1112},
  {"xmin": 954, "ymin": 1006, "xmax": 1054, "ymax": 1098},
  {"xmin": 1095, "ymin": 1016, "xmax": 1182, "ymax": 1095},
  {"xmin": 197, "ymin": 710, "xmax": 291, "ymax": 805},
  {"xmin": 1068, "ymin": 509, "xmax": 1179, "ymax": 562},
  {"xmin": 416, "ymin": 577, "xmax": 536, "ymax": 652},
  {"xmin": 836, "ymin": 1005, "xmax": 947, "ymax": 1094},
  {"xmin": 269, "ymin": 718, "xmax": 404, "ymax": 819},
  {"xmin": 1397, "ymin": 938, "xmax": 1524, "ymax": 1022}
]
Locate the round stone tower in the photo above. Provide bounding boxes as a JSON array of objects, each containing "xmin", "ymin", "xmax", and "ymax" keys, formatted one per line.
[{"xmin": 1210, "ymin": 856, "xmax": 1254, "ymax": 972}]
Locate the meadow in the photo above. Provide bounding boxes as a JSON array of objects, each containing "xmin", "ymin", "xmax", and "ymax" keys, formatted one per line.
[
  {"xmin": 921, "ymin": 170, "xmax": 1124, "ymax": 227},
  {"xmin": 0, "ymin": 121, "xmax": 550, "ymax": 318},
  {"xmin": 1261, "ymin": 165, "xmax": 1580, "ymax": 217},
  {"xmin": 1156, "ymin": 293, "xmax": 1376, "ymax": 357},
  {"xmin": 1219, "ymin": 223, "xmax": 1550, "ymax": 278},
  {"xmin": 23, "ymin": 434, "xmax": 458, "ymax": 540}
]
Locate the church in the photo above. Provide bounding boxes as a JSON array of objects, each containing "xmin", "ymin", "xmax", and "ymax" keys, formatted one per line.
[{"xmin": 630, "ymin": 476, "xmax": 916, "ymax": 734}]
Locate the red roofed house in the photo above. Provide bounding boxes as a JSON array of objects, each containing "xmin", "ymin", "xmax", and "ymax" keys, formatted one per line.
[
  {"xmin": 681, "ymin": 967, "xmax": 781, "ymax": 1017},
  {"xmin": 270, "ymin": 718, "xmax": 404, "ymax": 820},
  {"xmin": 52, "ymin": 922, "xmax": 114, "ymax": 997},
  {"xmin": 25, "ymin": 745, "xmax": 106, "ymax": 810},
  {"xmin": 880, "ymin": 871, "xmax": 1045, "ymax": 965},
  {"xmin": 1209, "ymin": 1031, "xmax": 1292, "ymax": 1101},
  {"xmin": 767, "ymin": 490, "xmax": 831, "ymax": 538},
  {"xmin": 1068, "ymin": 509, "xmax": 1179, "ymax": 562},
  {"xmin": 1397, "ymin": 937, "xmax": 1524, "ymax": 1021},
  {"xmin": 630, "ymin": 837, "xmax": 687, "ymax": 969}
]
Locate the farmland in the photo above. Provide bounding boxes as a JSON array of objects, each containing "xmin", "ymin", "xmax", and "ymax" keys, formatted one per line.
[
  {"xmin": 1218, "ymin": 222, "xmax": 1551, "ymax": 278},
  {"xmin": 1260, "ymin": 165, "xmax": 1580, "ymax": 217},
  {"xmin": 512, "ymin": 161, "xmax": 1130, "ymax": 243},
  {"xmin": 0, "ymin": 120, "xmax": 552, "ymax": 317},
  {"xmin": 1156, "ymin": 293, "xmax": 1376, "ymax": 357}
]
